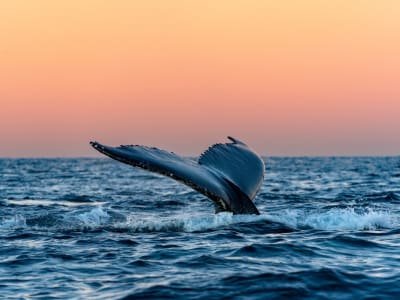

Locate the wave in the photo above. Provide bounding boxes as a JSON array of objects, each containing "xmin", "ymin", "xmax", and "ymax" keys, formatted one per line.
[
  {"xmin": 269, "ymin": 207, "xmax": 396, "ymax": 230},
  {"xmin": 0, "ymin": 206, "xmax": 397, "ymax": 233}
]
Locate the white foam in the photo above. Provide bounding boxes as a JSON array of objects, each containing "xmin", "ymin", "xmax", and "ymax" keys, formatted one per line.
[{"xmin": 269, "ymin": 207, "xmax": 397, "ymax": 231}]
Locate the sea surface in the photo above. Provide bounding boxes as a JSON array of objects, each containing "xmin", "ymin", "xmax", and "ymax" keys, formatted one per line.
[{"xmin": 1, "ymin": 157, "xmax": 400, "ymax": 299}]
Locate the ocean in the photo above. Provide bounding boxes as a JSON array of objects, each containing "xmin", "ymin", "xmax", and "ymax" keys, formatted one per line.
[{"xmin": 1, "ymin": 157, "xmax": 400, "ymax": 299}]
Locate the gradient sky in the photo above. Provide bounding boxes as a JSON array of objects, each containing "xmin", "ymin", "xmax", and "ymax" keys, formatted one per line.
[{"xmin": 1, "ymin": 1, "xmax": 399, "ymax": 157}]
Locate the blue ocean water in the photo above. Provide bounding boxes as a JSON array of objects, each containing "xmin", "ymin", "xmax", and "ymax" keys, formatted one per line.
[{"xmin": 1, "ymin": 157, "xmax": 400, "ymax": 299}]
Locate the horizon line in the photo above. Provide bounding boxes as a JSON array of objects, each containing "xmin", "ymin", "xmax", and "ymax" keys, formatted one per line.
[{"xmin": 1, "ymin": 154, "xmax": 399, "ymax": 159}]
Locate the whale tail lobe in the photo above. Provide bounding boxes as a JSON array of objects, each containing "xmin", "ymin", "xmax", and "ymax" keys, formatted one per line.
[{"xmin": 90, "ymin": 137, "xmax": 264, "ymax": 215}]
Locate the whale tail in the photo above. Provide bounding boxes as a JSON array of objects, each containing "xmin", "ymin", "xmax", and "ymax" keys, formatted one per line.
[{"xmin": 90, "ymin": 137, "xmax": 264, "ymax": 215}]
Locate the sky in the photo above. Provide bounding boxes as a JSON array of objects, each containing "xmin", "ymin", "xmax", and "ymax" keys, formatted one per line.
[{"xmin": 1, "ymin": 1, "xmax": 399, "ymax": 157}]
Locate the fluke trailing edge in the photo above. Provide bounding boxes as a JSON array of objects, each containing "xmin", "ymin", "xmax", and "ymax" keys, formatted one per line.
[{"xmin": 90, "ymin": 137, "xmax": 264, "ymax": 215}]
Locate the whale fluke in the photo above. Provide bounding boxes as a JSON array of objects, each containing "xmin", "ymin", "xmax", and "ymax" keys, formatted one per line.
[{"xmin": 90, "ymin": 137, "xmax": 264, "ymax": 214}]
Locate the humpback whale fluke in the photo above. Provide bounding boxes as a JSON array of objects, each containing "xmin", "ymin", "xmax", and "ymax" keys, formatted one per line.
[{"xmin": 90, "ymin": 137, "xmax": 264, "ymax": 215}]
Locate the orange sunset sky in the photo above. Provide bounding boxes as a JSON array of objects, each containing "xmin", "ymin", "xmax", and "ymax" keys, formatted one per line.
[{"xmin": 1, "ymin": 1, "xmax": 399, "ymax": 157}]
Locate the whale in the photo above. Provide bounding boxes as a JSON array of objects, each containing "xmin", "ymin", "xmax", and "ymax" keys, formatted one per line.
[{"xmin": 90, "ymin": 136, "xmax": 264, "ymax": 214}]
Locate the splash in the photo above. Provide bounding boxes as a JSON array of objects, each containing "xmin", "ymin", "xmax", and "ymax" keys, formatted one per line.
[
  {"xmin": 112, "ymin": 212, "xmax": 268, "ymax": 233},
  {"xmin": 0, "ymin": 206, "xmax": 396, "ymax": 233},
  {"xmin": 269, "ymin": 207, "xmax": 397, "ymax": 230},
  {"xmin": 75, "ymin": 207, "xmax": 110, "ymax": 227}
]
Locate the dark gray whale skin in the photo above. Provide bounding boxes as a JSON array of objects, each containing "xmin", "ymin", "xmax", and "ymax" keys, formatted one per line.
[{"xmin": 90, "ymin": 137, "xmax": 264, "ymax": 215}]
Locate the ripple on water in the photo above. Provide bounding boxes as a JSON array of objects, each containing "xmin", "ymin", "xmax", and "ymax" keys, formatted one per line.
[{"xmin": 1, "ymin": 157, "xmax": 400, "ymax": 299}]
